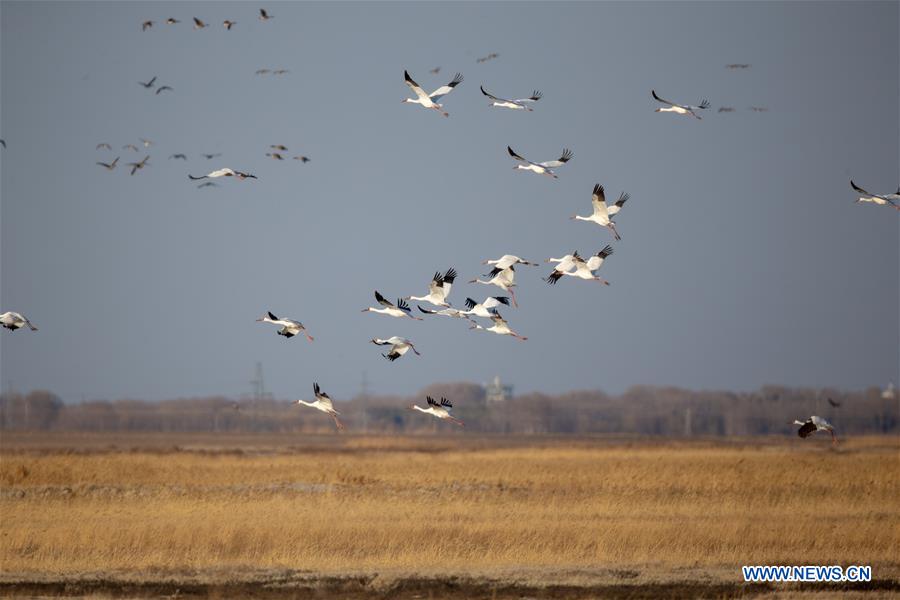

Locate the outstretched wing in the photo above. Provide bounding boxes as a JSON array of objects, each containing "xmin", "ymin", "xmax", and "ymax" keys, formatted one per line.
[
  {"xmin": 440, "ymin": 397, "xmax": 453, "ymax": 409},
  {"xmin": 539, "ymin": 149, "xmax": 573, "ymax": 168},
  {"xmin": 427, "ymin": 396, "xmax": 440, "ymax": 407},
  {"xmin": 429, "ymin": 73, "xmax": 463, "ymax": 101},
  {"xmin": 404, "ymin": 70, "xmax": 430, "ymax": 102},
  {"xmin": 651, "ymin": 89, "xmax": 676, "ymax": 107},
  {"xmin": 591, "ymin": 184, "xmax": 610, "ymax": 217},
  {"xmin": 396, "ymin": 298, "xmax": 412, "ymax": 313},
  {"xmin": 517, "ymin": 90, "xmax": 542, "ymax": 103},
  {"xmin": 439, "ymin": 267, "xmax": 457, "ymax": 299},
  {"xmin": 850, "ymin": 180, "xmax": 871, "ymax": 196},
  {"xmin": 480, "ymin": 85, "xmax": 507, "ymax": 103},
  {"xmin": 507, "ymin": 146, "xmax": 533, "ymax": 165},
  {"xmin": 614, "ymin": 192, "xmax": 630, "ymax": 208},
  {"xmin": 374, "ymin": 290, "xmax": 394, "ymax": 308},
  {"xmin": 797, "ymin": 420, "xmax": 816, "ymax": 438}
]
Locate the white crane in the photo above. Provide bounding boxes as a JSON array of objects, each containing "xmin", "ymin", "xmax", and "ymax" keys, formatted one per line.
[
  {"xmin": 546, "ymin": 246, "xmax": 613, "ymax": 285},
  {"xmin": 371, "ymin": 336, "xmax": 420, "ymax": 361},
  {"xmin": 480, "ymin": 86, "xmax": 542, "ymax": 111},
  {"xmin": 188, "ymin": 168, "xmax": 257, "ymax": 180},
  {"xmin": 460, "ymin": 296, "xmax": 510, "ymax": 318},
  {"xmin": 297, "ymin": 383, "xmax": 344, "ymax": 430},
  {"xmin": 482, "ymin": 255, "xmax": 537, "ymax": 277},
  {"xmin": 362, "ymin": 291, "xmax": 423, "ymax": 320},
  {"xmin": 469, "ymin": 312, "xmax": 527, "ymax": 341},
  {"xmin": 469, "ymin": 266, "xmax": 519, "ymax": 307},
  {"xmin": 406, "ymin": 268, "xmax": 457, "ymax": 307},
  {"xmin": 570, "ymin": 184, "xmax": 625, "ymax": 241},
  {"xmin": 792, "ymin": 416, "xmax": 837, "ymax": 445},
  {"xmin": 403, "ymin": 70, "xmax": 463, "ymax": 117},
  {"xmin": 1, "ymin": 311, "xmax": 38, "ymax": 331},
  {"xmin": 507, "ymin": 146, "xmax": 573, "ymax": 178},
  {"xmin": 410, "ymin": 396, "xmax": 464, "ymax": 426},
  {"xmin": 652, "ymin": 90, "xmax": 710, "ymax": 119},
  {"xmin": 256, "ymin": 311, "xmax": 314, "ymax": 341},
  {"xmin": 417, "ymin": 306, "xmax": 473, "ymax": 320},
  {"xmin": 851, "ymin": 180, "xmax": 900, "ymax": 210}
]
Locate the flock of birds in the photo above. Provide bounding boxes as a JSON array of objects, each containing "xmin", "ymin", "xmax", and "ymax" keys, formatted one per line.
[{"xmin": 2, "ymin": 10, "xmax": 896, "ymax": 441}]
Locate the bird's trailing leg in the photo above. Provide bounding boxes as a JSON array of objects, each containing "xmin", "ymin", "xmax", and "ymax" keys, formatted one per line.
[
  {"xmin": 332, "ymin": 414, "xmax": 345, "ymax": 431},
  {"xmin": 304, "ymin": 332, "xmax": 315, "ymax": 342}
]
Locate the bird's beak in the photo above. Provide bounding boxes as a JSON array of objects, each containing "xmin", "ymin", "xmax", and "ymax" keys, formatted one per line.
[
  {"xmin": 255, "ymin": 318, "xmax": 263, "ymax": 322},
  {"xmin": 360, "ymin": 308, "xmax": 368, "ymax": 312}
]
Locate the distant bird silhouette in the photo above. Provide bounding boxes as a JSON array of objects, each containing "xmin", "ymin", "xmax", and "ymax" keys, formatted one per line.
[
  {"xmin": 139, "ymin": 76, "xmax": 157, "ymax": 89},
  {"xmin": 193, "ymin": 17, "xmax": 208, "ymax": 29},
  {"xmin": 652, "ymin": 90, "xmax": 709, "ymax": 119},
  {"xmin": 169, "ymin": 154, "xmax": 187, "ymax": 160},
  {"xmin": 749, "ymin": 106, "xmax": 768, "ymax": 112},
  {"xmin": 140, "ymin": 138, "xmax": 153, "ymax": 147},
  {"xmin": 429, "ymin": 66, "xmax": 441, "ymax": 74},
  {"xmin": 1, "ymin": 311, "xmax": 38, "ymax": 332},
  {"xmin": 718, "ymin": 107, "xmax": 735, "ymax": 113},
  {"xmin": 476, "ymin": 52, "xmax": 499, "ymax": 63},
  {"xmin": 96, "ymin": 142, "xmax": 112, "ymax": 150},
  {"xmin": 507, "ymin": 146, "xmax": 573, "ymax": 178},
  {"xmin": 123, "ymin": 144, "xmax": 139, "ymax": 152},
  {"xmin": 266, "ymin": 152, "xmax": 285, "ymax": 160},
  {"xmin": 202, "ymin": 153, "xmax": 222, "ymax": 160},
  {"xmin": 189, "ymin": 168, "xmax": 257, "ymax": 180},
  {"xmin": 293, "ymin": 155, "xmax": 310, "ymax": 163},
  {"xmin": 141, "ymin": 20, "xmax": 154, "ymax": 31},
  {"xmin": 96, "ymin": 157, "xmax": 119, "ymax": 171},
  {"xmin": 165, "ymin": 18, "xmax": 180, "ymax": 24},
  {"xmin": 827, "ymin": 398, "xmax": 841, "ymax": 408},
  {"xmin": 127, "ymin": 155, "xmax": 150, "ymax": 175},
  {"xmin": 255, "ymin": 69, "xmax": 271, "ymax": 75},
  {"xmin": 156, "ymin": 85, "xmax": 174, "ymax": 95},
  {"xmin": 259, "ymin": 8, "xmax": 273, "ymax": 20},
  {"xmin": 272, "ymin": 69, "xmax": 290, "ymax": 75},
  {"xmin": 223, "ymin": 20, "xmax": 237, "ymax": 30},
  {"xmin": 0, "ymin": 139, "xmax": 5, "ymax": 149},
  {"xmin": 197, "ymin": 182, "xmax": 218, "ymax": 188},
  {"xmin": 270, "ymin": 144, "xmax": 288, "ymax": 151},
  {"xmin": 725, "ymin": 63, "xmax": 751, "ymax": 69}
]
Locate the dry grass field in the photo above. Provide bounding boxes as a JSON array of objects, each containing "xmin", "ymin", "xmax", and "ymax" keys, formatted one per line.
[{"xmin": 1, "ymin": 432, "xmax": 898, "ymax": 598}]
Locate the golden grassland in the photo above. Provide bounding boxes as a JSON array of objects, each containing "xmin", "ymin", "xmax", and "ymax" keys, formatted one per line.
[{"xmin": 0, "ymin": 433, "xmax": 898, "ymax": 596}]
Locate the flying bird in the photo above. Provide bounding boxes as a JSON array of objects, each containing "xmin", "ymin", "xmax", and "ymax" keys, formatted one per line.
[
  {"xmin": 169, "ymin": 153, "xmax": 187, "ymax": 160},
  {"xmin": 188, "ymin": 168, "xmax": 257, "ymax": 180},
  {"xmin": 1, "ymin": 311, "xmax": 38, "ymax": 331},
  {"xmin": 270, "ymin": 144, "xmax": 288, "ymax": 151},
  {"xmin": 127, "ymin": 155, "xmax": 150, "ymax": 175},
  {"xmin": 165, "ymin": 18, "xmax": 180, "ymax": 24},
  {"xmin": 460, "ymin": 296, "xmax": 510, "ymax": 319},
  {"xmin": 827, "ymin": 398, "xmax": 841, "ymax": 408},
  {"xmin": 429, "ymin": 66, "xmax": 441, "ymax": 74},
  {"xmin": 371, "ymin": 337, "xmax": 420, "ymax": 361},
  {"xmin": 403, "ymin": 70, "xmax": 463, "ymax": 117},
  {"xmin": 96, "ymin": 157, "xmax": 119, "ymax": 171},
  {"xmin": 0, "ymin": 139, "xmax": 5, "ymax": 148},
  {"xmin": 851, "ymin": 180, "xmax": 900, "ymax": 209},
  {"xmin": 223, "ymin": 20, "xmax": 237, "ymax": 30},
  {"xmin": 406, "ymin": 268, "xmax": 457, "ymax": 307},
  {"xmin": 480, "ymin": 86, "xmax": 542, "ymax": 111},
  {"xmin": 410, "ymin": 396, "xmax": 464, "ymax": 426},
  {"xmin": 193, "ymin": 17, "xmax": 208, "ymax": 29},
  {"xmin": 123, "ymin": 144, "xmax": 139, "ymax": 152},
  {"xmin": 507, "ymin": 146, "xmax": 573, "ymax": 178},
  {"xmin": 749, "ymin": 106, "xmax": 768, "ymax": 112},
  {"xmin": 255, "ymin": 69, "xmax": 271, "ymax": 75},
  {"xmin": 266, "ymin": 152, "xmax": 285, "ymax": 160},
  {"xmin": 417, "ymin": 306, "xmax": 473, "ymax": 320},
  {"xmin": 482, "ymin": 255, "xmax": 537, "ymax": 277},
  {"xmin": 96, "ymin": 142, "xmax": 112, "ymax": 150},
  {"xmin": 546, "ymin": 247, "xmax": 613, "ymax": 285},
  {"xmin": 272, "ymin": 69, "xmax": 290, "ymax": 75},
  {"xmin": 362, "ymin": 292, "xmax": 423, "ymax": 320},
  {"xmin": 293, "ymin": 156, "xmax": 310, "ymax": 163},
  {"xmin": 570, "ymin": 184, "xmax": 625, "ymax": 241},
  {"xmin": 470, "ymin": 312, "xmax": 527, "ymax": 341},
  {"xmin": 297, "ymin": 383, "xmax": 344, "ymax": 430},
  {"xmin": 476, "ymin": 52, "xmax": 499, "ymax": 63},
  {"xmin": 156, "ymin": 85, "xmax": 173, "ymax": 95},
  {"xmin": 469, "ymin": 266, "xmax": 518, "ymax": 307},
  {"xmin": 256, "ymin": 311, "xmax": 314, "ymax": 341},
  {"xmin": 202, "ymin": 153, "xmax": 222, "ymax": 159},
  {"xmin": 725, "ymin": 63, "xmax": 751, "ymax": 69},
  {"xmin": 139, "ymin": 138, "xmax": 153, "ymax": 147},
  {"xmin": 652, "ymin": 90, "xmax": 710, "ymax": 119},
  {"xmin": 138, "ymin": 76, "xmax": 157, "ymax": 89},
  {"xmin": 793, "ymin": 416, "xmax": 837, "ymax": 445},
  {"xmin": 259, "ymin": 8, "xmax": 273, "ymax": 20},
  {"xmin": 197, "ymin": 182, "xmax": 218, "ymax": 188},
  {"xmin": 718, "ymin": 107, "xmax": 735, "ymax": 113},
  {"xmin": 141, "ymin": 20, "xmax": 154, "ymax": 31}
]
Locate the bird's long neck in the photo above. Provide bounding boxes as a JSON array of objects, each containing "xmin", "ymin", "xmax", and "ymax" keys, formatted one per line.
[
  {"xmin": 298, "ymin": 399, "xmax": 316, "ymax": 408},
  {"xmin": 413, "ymin": 405, "xmax": 430, "ymax": 413}
]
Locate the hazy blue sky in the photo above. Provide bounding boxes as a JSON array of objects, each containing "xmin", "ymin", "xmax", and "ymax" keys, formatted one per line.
[{"xmin": 1, "ymin": 1, "xmax": 897, "ymax": 402}]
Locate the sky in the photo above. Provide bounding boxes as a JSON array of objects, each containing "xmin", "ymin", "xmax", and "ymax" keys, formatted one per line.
[{"xmin": 1, "ymin": 1, "xmax": 898, "ymax": 403}]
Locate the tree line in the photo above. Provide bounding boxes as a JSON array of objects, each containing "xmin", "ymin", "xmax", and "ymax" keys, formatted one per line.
[{"xmin": 0, "ymin": 383, "xmax": 896, "ymax": 436}]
